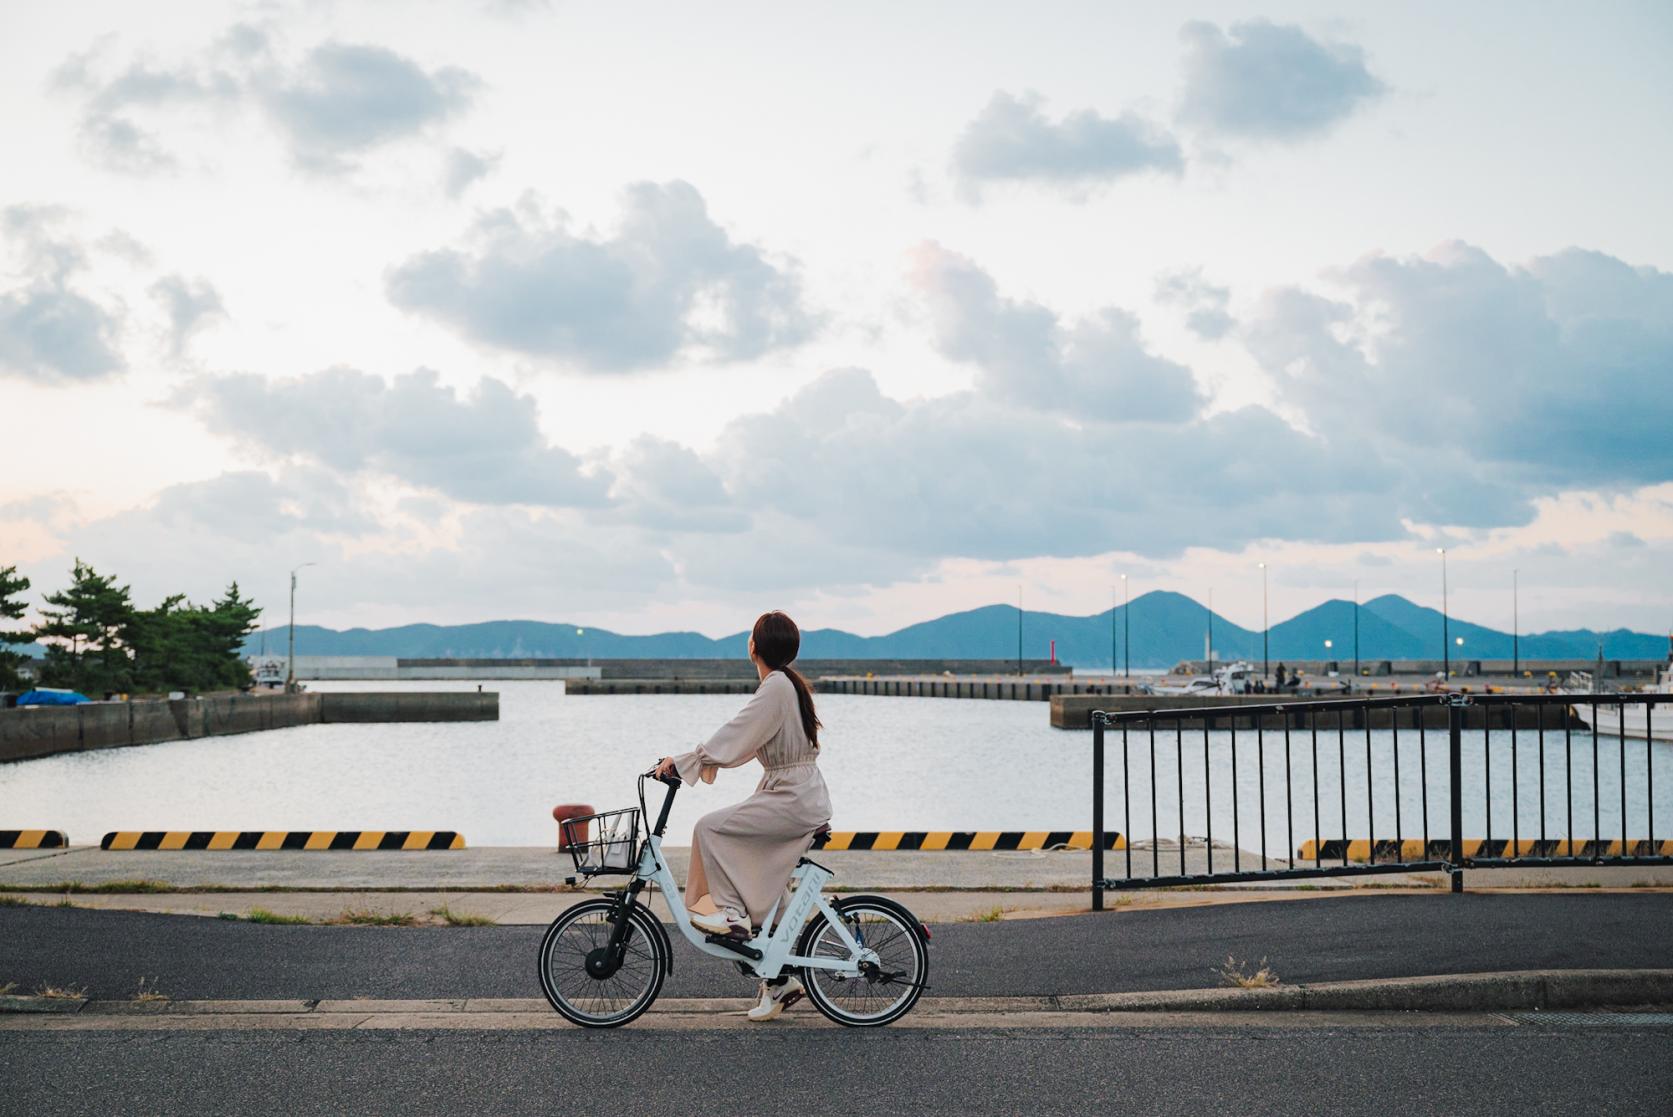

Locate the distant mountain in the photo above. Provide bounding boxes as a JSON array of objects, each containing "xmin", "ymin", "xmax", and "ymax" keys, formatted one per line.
[{"xmin": 244, "ymin": 593, "xmax": 1672, "ymax": 669}]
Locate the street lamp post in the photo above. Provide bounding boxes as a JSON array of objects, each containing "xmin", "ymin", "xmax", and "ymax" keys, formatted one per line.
[
  {"xmin": 1206, "ymin": 588, "xmax": 1214, "ymax": 668},
  {"xmin": 1258, "ymin": 562, "xmax": 1269, "ymax": 681},
  {"xmin": 286, "ymin": 561, "xmax": 316, "ymax": 693},
  {"xmin": 1512, "ymin": 568, "xmax": 1520, "ymax": 677},
  {"xmin": 576, "ymin": 628, "xmax": 588, "ymax": 669},
  {"xmin": 1438, "ymin": 548, "xmax": 1450, "ymax": 680},
  {"xmin": 1353, "ymin": 579, "xmax": 1360, "ymax": 680},
  {"xmin": 1017, "ymin": 587, "xmax": 1023, "ymax": 677},
  {"xmin": 1122, "ymin": 574, "xmax": 1130, "ymax": 680}
]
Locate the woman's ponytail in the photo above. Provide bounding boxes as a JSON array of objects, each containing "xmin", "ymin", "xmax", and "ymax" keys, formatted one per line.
[{"xmin": 752, "ymin": 610, "xmax": 822, "ymax": 748}]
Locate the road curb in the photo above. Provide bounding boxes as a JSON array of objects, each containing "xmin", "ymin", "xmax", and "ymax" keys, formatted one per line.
[
  {"xmin": 7, "ymin": 970, "xmax": 1669, "ymax": 1019},
  {"xmin": 0, "ymin": 994, "xmax": 88, "ymax": 1014},
  {"xmin": 1053, "ymin": 969, "xmax": 1673, "ymax": 1013}
]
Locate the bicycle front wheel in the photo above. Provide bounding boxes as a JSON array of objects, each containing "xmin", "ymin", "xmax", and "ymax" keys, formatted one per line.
[
  {"xmin": 538, "ymin": 898, "xmax": 666, "ymax": 1028},
  {"xmin": 795, "ymin": 895, "xmax": 928, "ymax": 1027}
]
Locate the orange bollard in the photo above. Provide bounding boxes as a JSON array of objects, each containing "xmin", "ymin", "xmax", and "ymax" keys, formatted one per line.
[{"xmin": 552, "ymin": 803, "xmax": 596, "ymax": 850}]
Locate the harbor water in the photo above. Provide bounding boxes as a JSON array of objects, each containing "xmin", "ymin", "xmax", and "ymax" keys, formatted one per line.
[{"xmin": 2, "ymin": 681, "xmax": 1668, "ymax": 851}]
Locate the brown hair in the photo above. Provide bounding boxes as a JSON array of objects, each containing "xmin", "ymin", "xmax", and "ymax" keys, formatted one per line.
[{"xmin": 752, "ymin": 610, "xmax": 820, "ymax": 748}]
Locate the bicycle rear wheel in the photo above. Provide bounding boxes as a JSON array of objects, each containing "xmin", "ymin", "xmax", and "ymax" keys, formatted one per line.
[
  {"xmin": 538, "ymin": 898, "xmax": 666, "ymax": 1028},
  {"xmin": 795, "ymin": 895, "xmax": 928, "ymax": 1027}
]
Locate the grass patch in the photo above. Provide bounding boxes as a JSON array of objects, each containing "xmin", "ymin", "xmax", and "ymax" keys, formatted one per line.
[
  {"xmin": 959, "ymin": 905, "xmax": 1012, "ymax": 923},
  {"xmin": 0, "ymin": 895, "xmax": 30, "ymax": 906},
  {"xmin": 1215, "ymin": 955, "xmax": 1280, "ymax": 989},
  {"xmin": 131, "ymin": 976, "xmax": 167, "ymax": 1003},
  {"xmin": 22, "ymin": 880, "xmax": 175, "ymax": 894},
  {"xmin": 246, "ymin": 908, "xmax": 311, "ymax": 925},
  {"xmin": 0, "ymin": 981, "xmax": 15, "ymax": 995},
  {"xmin": 429, "ymin": 905, "xmax": 495, "ymax": 927},
  {"xmin": 331, "ymin": 908, "xmax": 417, "ymax": 927},
  {"xmin": 54, "ymin": 898, "xmax": 75, "ymax": 908},
  {"xmin": 33, "ymin": 983, "xmax": 88, "ymax": 1000}
]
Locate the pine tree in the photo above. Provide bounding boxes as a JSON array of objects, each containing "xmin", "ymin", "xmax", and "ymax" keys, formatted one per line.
[
  {"xmin": 204, "ymin": 582, "xmax": 261, "ymax": 689},
  {"xmin": 35, "ymin": 559, "xmax": 135, "ymax": 695},
  {"xmin": 0, "ymin": 564, "xmax": 33, "ymax": 691}
]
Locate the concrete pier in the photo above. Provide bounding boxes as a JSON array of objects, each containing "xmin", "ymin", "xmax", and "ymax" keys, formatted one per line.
[
  {"xmin": 820, "ymin": 675, "xmax": 1137, "ymax": 702},
  {"xmin": 0, "ymin": 691, "xmax": 498, "ymax": 763},
  {"xmin": 1050, "ymin": 693, "xmax": 1584, "ymax": 730}
]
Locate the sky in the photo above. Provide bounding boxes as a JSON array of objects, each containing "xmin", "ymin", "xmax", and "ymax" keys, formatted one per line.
[{"xmin": 1, "ymin": 0, "xmax": 1671, "ymax": 641}]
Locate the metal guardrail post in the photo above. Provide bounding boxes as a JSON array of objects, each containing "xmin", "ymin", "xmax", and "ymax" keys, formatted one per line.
[
  {"xmin": 1449, "ymin": 694, "xmax": 1466, "ymax": 893},
  {"xmin": 1092, "ymin": 710, "xmax": 1105, "ymax": 911}
]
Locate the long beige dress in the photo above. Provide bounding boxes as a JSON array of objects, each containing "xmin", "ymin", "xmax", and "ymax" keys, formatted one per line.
[{"xmin": 672, "ymin": 670, "xmax": 832, "ymax": 927}]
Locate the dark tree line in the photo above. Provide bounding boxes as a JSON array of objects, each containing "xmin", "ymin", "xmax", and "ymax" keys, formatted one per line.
[{"xmin": 0, "ymin": 560, "xmax": 260, "ymax": 695}]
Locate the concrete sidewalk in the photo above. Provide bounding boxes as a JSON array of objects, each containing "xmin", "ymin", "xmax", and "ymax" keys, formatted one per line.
[
  {"xmin": 5, "ymin": 842, "xmax": 1670, "ymax": 892},
  {"xmin": 4, "ymin": 842, "xmax": 1670, "ymax": 924}
]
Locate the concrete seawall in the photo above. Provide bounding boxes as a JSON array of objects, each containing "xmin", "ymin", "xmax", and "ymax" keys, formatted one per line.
[
  {"xmin": 0, "ymin": 691, "xmax": 497, "ymax": 763},
  {"xmin": 1050, "ymin": 693, "xmax": 1582, "ymax": 730}
]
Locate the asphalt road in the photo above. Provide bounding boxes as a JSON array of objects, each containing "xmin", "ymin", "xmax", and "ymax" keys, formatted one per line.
[
  {"xmin": 4, "ymin": 893, "xmax": 1672, "ymax": 1000},
  {"xmin": 4, "ymin": 1023, "xmax": 1672, "ymax": 1116}
]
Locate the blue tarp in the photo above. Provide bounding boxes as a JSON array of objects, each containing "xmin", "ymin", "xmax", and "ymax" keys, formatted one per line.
[{"xmin": 16, "ymin": 689, "xmax": 89, "ymax": 706}]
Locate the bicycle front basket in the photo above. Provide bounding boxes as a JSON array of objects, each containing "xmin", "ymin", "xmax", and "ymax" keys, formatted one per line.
[{"xmin": 562, "ymin": 807, "xmax": 641, "ymax": 876}]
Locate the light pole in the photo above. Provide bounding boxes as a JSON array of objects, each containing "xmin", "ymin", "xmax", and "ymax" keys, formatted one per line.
[
  {"xmin": 1016, "ymin": 586, "xmax": 1023, "ymax": 677},
  {"xmin": 576, "ymin": 627, "xmax": 588, "ymax": 669},
  {"xmin": 286, "ymin": 561, "xmax": 316, "ymax": 692},
  {"xmin": 1352, "ymin": 579, "xmax": 1360, "ymax": 680},
  {"xmin": 1437, "ymin": 547, "xmax": 1450, "ymax": 680},
  {"xmin": 1122, "ymin": 574, "xmax": 1130, "ymax": 680},
  {"xmin": 1258, "ymin": 562, "xmax": 1269, "ymax": 681},
  {"xmin": 1512, "ymin": 568, "xmax": 1520, "ymax": 677},
  {"xmin": 1206, "ymin": 587, "xmax": 1214, "ymax": 668}
]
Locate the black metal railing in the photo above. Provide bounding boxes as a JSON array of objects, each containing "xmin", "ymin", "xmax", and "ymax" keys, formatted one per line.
[{"xmin": 1090, "ymin": 691, "xmax": 1673, "ymax": 909}]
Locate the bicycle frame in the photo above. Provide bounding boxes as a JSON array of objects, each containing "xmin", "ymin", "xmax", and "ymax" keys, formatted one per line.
[{"xmin": 621, "ymin": 775, "xmax": 872, "ymax": 982}]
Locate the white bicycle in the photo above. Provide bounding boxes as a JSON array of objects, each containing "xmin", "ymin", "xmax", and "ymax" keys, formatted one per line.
[{"xmin": 538, "ymin": 770, "xmax": 930, "ymax": 1028}]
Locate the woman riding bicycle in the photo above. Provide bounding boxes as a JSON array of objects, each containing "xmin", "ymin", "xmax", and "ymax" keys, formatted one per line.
[{"xmin": 653, "ymin": 609, "xmax": 831, "ymax": 1021}]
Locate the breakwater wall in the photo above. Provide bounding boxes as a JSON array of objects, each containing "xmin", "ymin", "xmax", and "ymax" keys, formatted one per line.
[
  {"xmin": 0, "ymin": 691, "xmax": 498, "ymax": 763},
  {"xmin": 289, "ymin": 656, "xmax": 1071, "ymax": 681},
  {"xmin": 821, "ymin": 676, "xmax": 1134, "ymax": 702},
  {"xmin": 567, "ymin": 673, "xmax": 1109, "ymax": 698},
  {"xmin": 1049, "ymin": 693, "xmax": 1582, "ymax": 730}
]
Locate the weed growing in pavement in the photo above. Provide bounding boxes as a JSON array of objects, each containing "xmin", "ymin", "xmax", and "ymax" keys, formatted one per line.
[
  {"xmin": 28, "ymin": 880, "xmax": 174, "ymax": 894},
  {"xmin": 1216, "ymin": 955, "xmax": 1280, "ymax": 989},
  {"xmin": 131, "ymin": 977, "xmax": 168, "ymax": 1003},
  {"xmin": 33, "ymin": 983, "xmax": 88, "ymax": 1000},
  {"xmin": 217, "ymin": 912, "xmax": 239, "ymax": 920},
  {"xmin": 0, "ymin": 895, "xmax": 29, "ymax": 906},
  {"xmin": 959, "ymin": 905, "xmax": 1012, "ymax": 923},
  {"xmin": 53, "ymin": 898, "xmax": 75, "ymax": 908},
  {"xmin": 332, "ymin": 909, "xmax": 417, "ymax": 927},
  {"xmin": 0, "ymin": 981, "xmax": 16, "ymax": 995},
  {"xmin": 429, "ymin": 905, "xmax": 495, "ymax": 927},
  {"xmin": 246, "ymin": 908, "xmax": 311, "ymax": 925}
]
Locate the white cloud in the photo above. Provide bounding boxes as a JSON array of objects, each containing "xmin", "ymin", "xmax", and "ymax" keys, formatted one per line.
[
  {"xmin": 950, "ymin": 91, "xmax": 1182, "ymax": 199},
  {"xmin": 182, "ymin": 367, "xmax": 612, "ymax": 507},
  {"xmin": 1178, "ymin": 19, "xmax": 1385, "ymax": 141},
  {"xmin": 910, "ymin": 242, "xmax": 1202, "ymax": 422},
  {"xmin": 386, "ymin": 182, "xmax": 817, "ymax": 371}
]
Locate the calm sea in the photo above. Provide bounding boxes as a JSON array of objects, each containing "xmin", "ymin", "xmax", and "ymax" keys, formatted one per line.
[{"xmin": 3, "ymin": 680, "xmax": 1667, "ymax": 849}]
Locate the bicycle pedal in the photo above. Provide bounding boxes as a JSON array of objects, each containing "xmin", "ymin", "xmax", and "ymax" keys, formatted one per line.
[{"xmin": 704, "ymin": 933, "xmax": 764, "ymax": 961}]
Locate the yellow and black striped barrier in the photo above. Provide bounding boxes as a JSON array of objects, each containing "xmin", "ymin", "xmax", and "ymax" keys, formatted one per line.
[
  {"xmin": 99, "ymin": 831, "xmax": 465, "ymax": 851},
  {"xmin": 1, "ymin": 830, "xmax": 68, "ymax": 849},
  {"xmin": 1298, "ymin": 837, "xmax": 1673, "ymax": 862},
  {"xmin": 821, "ymin": 830, "xmax": 1124, "ymax": 852}
]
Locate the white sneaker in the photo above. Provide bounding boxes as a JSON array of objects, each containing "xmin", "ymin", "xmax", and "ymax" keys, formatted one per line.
[
  {"xmin": 747, "ymin": 977, "xmax": 805, "ymax": 1022},
  {"xmin": 690, "ymin": 908, "xmax": 748, "ymax": 936}
]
